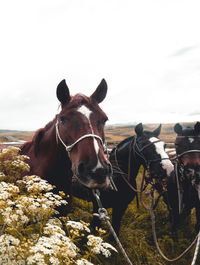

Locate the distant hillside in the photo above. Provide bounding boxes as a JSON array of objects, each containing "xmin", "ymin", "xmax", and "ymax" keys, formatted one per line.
[
  {"xmin": 0, "ymin": 130, "xmax": 34, "ymax": 142},
  {"xmin": 0, "ymin": 122, "xmax": 196, "ymax": 148},
  {"xmin": 105, "ymin": 122, "xmax": 196, "ymax": 148}
]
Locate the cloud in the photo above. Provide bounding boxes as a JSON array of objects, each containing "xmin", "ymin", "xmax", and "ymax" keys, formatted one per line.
[
  {"xmin": 170, "ymin": 45, "xmax": 199, "ymax": 57},
  {"xmin": 188, "ymin": 111, "xmax": 200, "ymax": 117},
  {"xmin": 1, "ymin": 1, "xmax": 200, "ymax": 130}
]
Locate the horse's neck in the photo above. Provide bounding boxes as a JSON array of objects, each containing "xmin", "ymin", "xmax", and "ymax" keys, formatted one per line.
[
  {"xmin": 23, "ymin": 125, "xmax": 71, "ymax": 177},
  {"xmin": 130, "ymin": 149, "xmax": 143, "ymax": 179},
  {"xmin": 114, "ymin": 140, "xmax": 142, "ymax": 180}
]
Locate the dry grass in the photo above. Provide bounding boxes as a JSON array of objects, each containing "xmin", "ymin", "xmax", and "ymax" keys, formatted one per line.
[
  {"xmin": 0, "ymin": 130, "xmax": 34, "ymax": 142},
  {"xmin": 1, "ymin": 122, "xmax": 196, "ymax": 145},
  {"xmin": 1, "ymin": 122, "xmax": 199, "ymax": 264}
]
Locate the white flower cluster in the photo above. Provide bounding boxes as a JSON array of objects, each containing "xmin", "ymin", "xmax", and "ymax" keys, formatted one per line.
[
  {"xmin": 19, "ymin": 175, "xmax": 53, "ymax": 193},
  {"xmin": 66, "ymin": 220, "xmax": 91, "ymax": 233},
  {"xmin": 11, "ymin": 159, "xmax": 30, "ymax": 172},
  {"xmin": 0, "ymin": 176, "xmax": 67, "ymax": 226},
  {"xmin": 0, "ymin": 234, "xmax": 24, "ymax": 265},
  {"xmin": 0, "ymin": 172, "xmax": 6, "ymax": 179},
  {"xmin": 0, "ymin": 148, "xmax": 117, "ymax": 264},
  {"xmin": 76, "ymin": 259, "xmax": 94, "ymax": 265},
  {"xmin": 0, "ymin": 181, "xmax": 19, "ymax": 200},
  {"xmin": 87, "ymin": 235, "xmax": 118, "ymax": 258},
  {"xmin": 1, "ymin": 146, "xmax": 19, "ymax": 155},
  {"xmin": 27, "ymin": 219, "xmax": 77, "ymax": 264}
]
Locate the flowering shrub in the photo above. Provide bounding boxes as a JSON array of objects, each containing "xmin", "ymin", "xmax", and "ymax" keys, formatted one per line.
[{"xmin": 0, "ymin": 146, "xmax": 117, "ymax": 264}]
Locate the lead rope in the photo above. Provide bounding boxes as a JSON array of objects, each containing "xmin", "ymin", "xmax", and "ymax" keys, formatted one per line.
[
  {"xmin": 174, "ymin": 161, "xmax": 182, "ymax": 214},
  {"xmin": 150, "ymin": 189, "xmax": 199, "ymax": 262},
  {"xmin": 92, "ymin": 189, "xmax": 133, "ymax": 265},
  {"xmin": 191, "ymin": 231, "xmax": 200, "ymax": 265},
  {"xmin": 114, "ymin": 148, "xmax": 142, "ymax": 193}
]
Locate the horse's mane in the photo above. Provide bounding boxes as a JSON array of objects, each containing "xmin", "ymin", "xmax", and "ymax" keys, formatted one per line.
[
  {"xmin": 117, "ymin": 136, "xmax": 134, "ymax": 148},
  {"xmin": 20, "ymin": 116, "xmax": 57, "ymax": 156},
  {"xmin": 109, "ymin": 136, "xmax": 134, "ymax": 156},
  {"xmin": 109, "ymin": 129, "xmax": 159, "ymax": 157}
]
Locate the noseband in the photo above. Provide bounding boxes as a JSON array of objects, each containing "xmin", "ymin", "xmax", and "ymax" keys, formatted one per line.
[
  {"xmin": 114, "ymin": 136, "xmax": 170, "ymax": 180},
  {"xmin": 133, "ymin": 136, "xmax": 169, "ymax": 169},
  {"xmin": 177, "ymin": 150, "xmax": 200, "ymax": 159},
  {"xmin": 55, "ymin": 120, "xmax": 107, "ymax": 154}
]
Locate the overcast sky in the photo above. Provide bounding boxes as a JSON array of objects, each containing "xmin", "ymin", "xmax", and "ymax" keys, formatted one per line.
[{"xmin": 0, "ymin": 0, "xmax": 200, "ymax": 131}]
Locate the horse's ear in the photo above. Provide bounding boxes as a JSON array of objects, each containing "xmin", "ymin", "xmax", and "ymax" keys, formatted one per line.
[
  {"xmin": 153, "ymin": 124, "xmax": 161, "ymax": 137},
  {"xmin": 135, "ymin": 123, "xmax": 143, "ymax": 136},
  {"xmin": 174, "ymin": 123, "xmax": 182, "ymax": 135},
  {"xmin": 56, "ymin": 79, "xmax": 71, "ymax": 106},
  {"xmin": 194, "ymin": 122, "xmax": 200, "ymax": 135},
  {"xmin": 90, "ymin": 79, "xmax": 107, "ymax": 103}
]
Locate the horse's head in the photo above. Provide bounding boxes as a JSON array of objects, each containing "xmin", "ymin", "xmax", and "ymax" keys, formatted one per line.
[
  {"xmin": 56, "ymin": 79, "xmax": 111, "ymax": 189},
  {"xmin": 135, "ymin": 123, "xmax": 174, "ymax": 179},
  {"xmin": 174, "ymin": 122, "xmax": 200, "ymax": 197}
]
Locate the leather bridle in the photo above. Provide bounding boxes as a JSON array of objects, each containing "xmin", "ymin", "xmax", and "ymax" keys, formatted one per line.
[
  {"xmin": 133, "ymin": 136, "xmax": 170, "ymax": 171},
  {"xmin": 114, "ymin": 135, "xmax": 170, "ymax": 188},
  {"xmin": 55, "ymin": 120, "xmax": 107, "ymax": 155}
]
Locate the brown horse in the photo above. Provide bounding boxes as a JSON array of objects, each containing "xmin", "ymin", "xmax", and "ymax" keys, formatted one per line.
[{"xmin": 20, "ymin": 79, "xmax": 111, "ymax": 199}]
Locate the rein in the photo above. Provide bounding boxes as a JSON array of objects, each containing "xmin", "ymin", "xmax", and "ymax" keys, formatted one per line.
[
  {"xmin": 55, "ymin": 120, "xmax": 106, "ymax": 154},
  {"xmin": 177, "ymin": 149, "xmax": 200, "ymax": 158},
  {"xmin": 114, "ymin": 136, "xmax": 169, "ymax": 197},
  {"xmin": 150, "ymin": 190, "xmax": 199, "ymax": 263},
  {"xmin": 173, "ymin": 148, "xmax": 200, "ymax": 215}
]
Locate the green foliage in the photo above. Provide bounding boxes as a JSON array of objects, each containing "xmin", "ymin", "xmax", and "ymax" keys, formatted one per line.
[
  {"xmin": 0, "ymin": 147, "xmax": 117, "ymax": 265},
  {"xmin": 70, "ymin": 178, "xmax": 200, "ymax": 265},
  {"xmin": 1, "ymin": 146, "xmax": 199, "ymax": 265}
]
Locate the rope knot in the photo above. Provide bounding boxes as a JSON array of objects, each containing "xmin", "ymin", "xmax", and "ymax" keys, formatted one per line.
[{"xmin": 93, "ymin": 208, "xmax": 110, "ymax": 221}]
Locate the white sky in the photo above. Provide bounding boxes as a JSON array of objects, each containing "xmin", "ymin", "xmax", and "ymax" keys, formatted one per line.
[{"xmin": 0, "ymin": 0, "xmax": 200, "ymax": 130}]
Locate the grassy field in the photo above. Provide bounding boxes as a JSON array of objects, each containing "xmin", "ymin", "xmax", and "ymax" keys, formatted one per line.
[
  {"xmin": 1, "ymin": 122, "xmax": 195, "ymax": 145},
  {"xmin": 69, "ymin": 171, "xmax": 199, "ymax": 265},
  {"xmin": 0, "ymin": 130, "xmax": 34, "ymax": 142},
  {"xmin": 1, "ymin": 122, "xmax": 199, "ymax": 264}
]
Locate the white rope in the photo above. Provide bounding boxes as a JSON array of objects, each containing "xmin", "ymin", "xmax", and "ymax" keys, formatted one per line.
[
  {"xmin": 191, "ymin": 231, "xmax": 200, "ymax": 265},
  {"xmin": 92, "ymin": 189, "xmax": 133, "ymax": 265},
  {"xmin": 55, "ymin": 120, "xmax": 106, "ymax": 153},
  {"xmin": 175, "ymin": 162, "xmax": 182, "ymax": 214}
]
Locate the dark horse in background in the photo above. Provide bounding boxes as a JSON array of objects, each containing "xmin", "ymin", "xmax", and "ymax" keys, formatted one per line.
[
  {"xmin": 72, "ymin": 123, "xmax": 174, "ymax": 235},
  {"xmin": 20, "ymin": 79, "xmax": 112, "ymax": 209},
  {"xmin": 171, "ymin": 122, "xmax": 200, "ymax": 231}
]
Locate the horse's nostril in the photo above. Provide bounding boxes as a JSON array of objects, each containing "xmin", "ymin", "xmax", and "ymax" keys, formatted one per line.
[
  {"xmin": 78, "ymin": 162, "xmax": 85, "ymax": 175},
  {"xmin": 95, "ymin": 167, "xmax": 107, "ymax": 176}
]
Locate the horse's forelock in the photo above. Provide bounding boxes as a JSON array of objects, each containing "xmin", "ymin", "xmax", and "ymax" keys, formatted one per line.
[{"xmin": 69, "ymin": 94, "xmax": 89, "ymax": 106}]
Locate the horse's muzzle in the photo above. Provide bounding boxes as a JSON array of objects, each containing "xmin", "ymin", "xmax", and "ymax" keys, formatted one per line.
[{"xmin": 76, "ymin": 163, "xmax": 112, "ymax": 189}]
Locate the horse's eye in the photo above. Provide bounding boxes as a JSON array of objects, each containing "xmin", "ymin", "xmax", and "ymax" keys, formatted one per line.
[
  {"xmin": 102, "ymin": 119, "xmax": 106, "ymax": 125},
  {"xmin": 97, "ymin": 119, "xmax": 106, "ymax": 131},
  {"xmin": 60, "ymin": 116, "xmax": 67, "ymax": 124}
]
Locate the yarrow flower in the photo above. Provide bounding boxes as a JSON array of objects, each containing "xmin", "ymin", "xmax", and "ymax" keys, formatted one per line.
[
  {"xmin": 0, "ymin": 181, "xmax": 19, "ymax": 200},
  {"xmin": 18, "ymin": 175, "xmax": 53, "ymax": 193},
  {"xmin": 0, "ymin": 234, "xmax": 22, "ymax": 265},
  {"xmin": 0, "ymin": 147, "xmax": 117, "ymax": 264},
  {"xmin": 66, "ymin": 220, "xmax": 91, "ymax": 233},
  {"xmin": 87, "ymin": 235, "xmax": 118, "ymax": 257}
]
